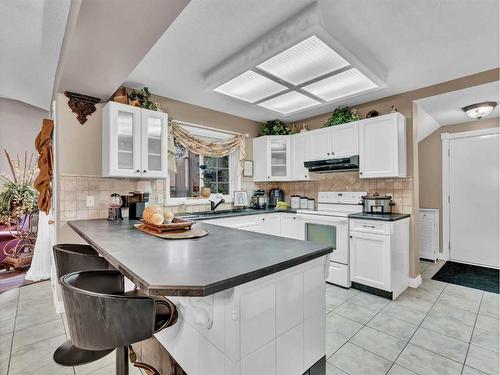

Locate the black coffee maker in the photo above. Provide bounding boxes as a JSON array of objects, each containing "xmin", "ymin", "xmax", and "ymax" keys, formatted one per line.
[
  {"xmin": 268, "ymin": 188, "xmax": 284, "ymax": 207},
  {"xmin": 127, "ymin": 191, "xmax": 149, "ymax": 220}
]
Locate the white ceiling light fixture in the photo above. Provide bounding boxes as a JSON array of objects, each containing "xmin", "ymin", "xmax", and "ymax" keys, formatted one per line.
[
  {"xmin": 462, "ymin": 101, "xmax": 498, "ymax": 120},
  {"xmin": 258, "ymin": 91, "xmax": 320, "ymax": 114},
  {"xmin": 213, "ymin": 70, "xmax": 287, "ymax": 103},
  {"xmin": 257, "ymin": 35, "xmax": 349, "ymax": 85},
  {"xmin": 302, "ymin": 68, "xmax": 377, "ymax": 102}
]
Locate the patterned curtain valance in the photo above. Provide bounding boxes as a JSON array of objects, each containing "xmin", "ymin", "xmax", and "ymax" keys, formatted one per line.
[{"xmin": 168, "ymin": 120, "xmax": 246, "ymax": 174}]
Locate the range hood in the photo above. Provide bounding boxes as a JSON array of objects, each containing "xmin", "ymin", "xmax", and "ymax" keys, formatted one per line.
[{"xmin": 304, "ymin": 155, "xmax": 359, "ymax": 173}]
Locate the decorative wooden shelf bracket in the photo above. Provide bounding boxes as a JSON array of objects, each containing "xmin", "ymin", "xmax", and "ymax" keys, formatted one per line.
[{"xmin": 64, "ymin": 91, "xmax": 101, "ymax": 125}]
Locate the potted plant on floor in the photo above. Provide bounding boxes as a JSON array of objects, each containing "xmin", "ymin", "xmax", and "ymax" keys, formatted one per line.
[{"xmin": 0, "ymin": 150, "xmax": 39, "ymax": 271}]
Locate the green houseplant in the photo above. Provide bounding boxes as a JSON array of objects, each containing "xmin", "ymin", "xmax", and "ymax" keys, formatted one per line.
[
  {"xmin": 0, "ymin": 151, "xmax": 38, "ymax": 223},
  {"xmin": 128, "ymin": 87, "xmax": 158, "ymax": 111},
  {"xmin": 260, "ymin": 120, "xmax": 291, "ymax": 136},
  {"xmin": 323, "ymin": 106, "xmax": 360, "ymax": 127}
]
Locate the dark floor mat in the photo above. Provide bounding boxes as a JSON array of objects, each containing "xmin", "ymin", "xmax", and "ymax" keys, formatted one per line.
[{"xmin": 432, "ymin": 261, "xmax": 499, "ymax": 294}]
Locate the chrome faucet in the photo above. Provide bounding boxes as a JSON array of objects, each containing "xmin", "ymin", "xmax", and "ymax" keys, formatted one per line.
[{"xmin": 210, "ymin": 198, "xmax": 225, "ymax": 211}]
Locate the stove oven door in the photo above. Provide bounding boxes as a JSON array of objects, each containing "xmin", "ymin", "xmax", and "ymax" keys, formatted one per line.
[{"xmin": 299, "ymin": 214, "xmax": 349, "ymax": 264}]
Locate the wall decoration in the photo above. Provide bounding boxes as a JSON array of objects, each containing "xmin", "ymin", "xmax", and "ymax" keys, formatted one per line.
[
  {"xmin": 243, "ymin": 160, "xmax": 253, "ymax": 177},
  {"xmin": 366, "ymin": 110, "xmax": 380, "ymax": 118},
  {"xmin": 233, "ymin": 191, "xmax": 249, "ymax": 207},
  {"xmin": 323, "ymin": 106, "xmax": 360, "ymax": 127},
  {"xmin": 128, "ymin": 87, "xmax": 158, "ymax": 110},
  {"xmin": 300, "ymin": 123, "xmax": 309, "ymax": 133},
  {"xmin": 64, "ymin": 91, "xmax": 101, "ymax": 125}
]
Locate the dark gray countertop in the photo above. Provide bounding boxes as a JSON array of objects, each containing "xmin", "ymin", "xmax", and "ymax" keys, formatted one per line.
[
  {"xmin": 68, "ymin": 219, "xmax": 331, "ymax": 297},
  {"xmin": 178, "ymin": 207, "xmax": 297, "ymax": 221},
  {"xmin": 348, "ymin": 212, "xmax": 411, "ymax": 221}
]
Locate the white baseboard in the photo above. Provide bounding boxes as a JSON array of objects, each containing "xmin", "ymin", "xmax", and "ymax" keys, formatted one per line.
[{"xmin": 408, "ymin": 275, "xmax": 422, "ymax": 288}]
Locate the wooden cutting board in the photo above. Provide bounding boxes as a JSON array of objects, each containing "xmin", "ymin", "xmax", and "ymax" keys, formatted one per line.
[{"xmin": 133, "ymin": 224, "xmax": 208, "ymax": 240}]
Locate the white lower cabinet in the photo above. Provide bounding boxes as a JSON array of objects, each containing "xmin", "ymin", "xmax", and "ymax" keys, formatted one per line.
[
  {"xmin": 349, "ymin": 218, "xmax": 410, "ymax": 299},
  {"xmin": 280, "ymin": 214, "xmax": 305, "ymax": 240},
  {"xmin": 259, "ymin": 214, "xmax": 281, "ymax": 235}
]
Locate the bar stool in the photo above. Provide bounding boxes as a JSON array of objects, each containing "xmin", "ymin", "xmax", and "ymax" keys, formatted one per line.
[
  {"xmin": 53, "ymin": 244, "xmax": 115, "ymax": 366},
  {"xmin": 58, "ymin": 270, "xmax": 177, "ymax": 375}
]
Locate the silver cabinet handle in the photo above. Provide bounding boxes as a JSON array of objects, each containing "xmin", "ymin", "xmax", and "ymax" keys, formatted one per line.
[{"xmin": 362, "ymin": 224, "xmax": 376, "ymax": 228}]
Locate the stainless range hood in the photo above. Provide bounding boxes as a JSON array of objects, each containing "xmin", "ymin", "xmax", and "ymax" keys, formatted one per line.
[{"xmin": 304, "ymin": 155, "xmax": 359, "ymax": 173}]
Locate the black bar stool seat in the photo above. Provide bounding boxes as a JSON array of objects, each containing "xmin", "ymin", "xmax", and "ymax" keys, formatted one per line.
[
  {"xmin": 53, "ymin": 244, "xmax": 115, "ymax": 366},
  {"xmin": 57, "ymin": 270, "xmax": 177, "ymax": 375}
]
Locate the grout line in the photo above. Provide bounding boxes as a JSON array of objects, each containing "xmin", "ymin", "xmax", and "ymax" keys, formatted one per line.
[
  {"xmin": 6, "ymin": 289, "xmax": 20, "ymax": 375},
  {"xmin": 460, "ymin": 293, "xmax": 483, "ymax": 375}
]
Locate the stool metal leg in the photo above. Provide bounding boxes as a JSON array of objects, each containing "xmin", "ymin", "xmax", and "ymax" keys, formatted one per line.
[{"xmin": 116, "ymin": 345, "xmax": 129, "ymax": 375}]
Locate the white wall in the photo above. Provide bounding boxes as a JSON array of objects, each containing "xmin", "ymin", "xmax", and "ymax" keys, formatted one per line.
[{"xmin": 0, "ymin": 98, "xmax": 48, "ymax": 175}]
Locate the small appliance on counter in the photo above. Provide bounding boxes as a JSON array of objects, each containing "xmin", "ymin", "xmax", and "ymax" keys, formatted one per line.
[
  {"xmin": 361, "ymin": 192, "xmax": 394, "ymax": 213},
  {"xmin": 107, "ymin": 193, "xmax": 123, "ymax": 221},
  {"xmin": 250, "ymin": 189, "xmax": 267, "ymax": 209},
  {"xmin": 128, "ymin": 191, "xmax": 150, "ymax": 220},
  {"xmin": 268, "ymin": 188, "xmax": 284, "ymax": 207}
]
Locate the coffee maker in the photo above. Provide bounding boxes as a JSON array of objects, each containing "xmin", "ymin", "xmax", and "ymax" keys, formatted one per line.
[
  {"xmin": 250, "ymin": 189, "xmax": 267, "ymax": 209},
  {"xmin": 107, "ymin": 193, "xmax": 123, "ymax": 221},
  {"xmin": 128, "ymin": 191, "xmax": 150, "ymax": 220},
  {"xmin": 268, "ymin": 188, "xmax": 284, "ymax": 207}
]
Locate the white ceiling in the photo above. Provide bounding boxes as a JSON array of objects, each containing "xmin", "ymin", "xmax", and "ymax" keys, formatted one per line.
[
  {"xmin": 417, "ymin": 81, "xmax": 499, "ymax": 126},
  {"xmin": 0, "ymin": 0, "xmax": 70, "ymax": 110},
  {"xmin": 125, "ymin": 0, "xmax": 500, "ymax": 122}
]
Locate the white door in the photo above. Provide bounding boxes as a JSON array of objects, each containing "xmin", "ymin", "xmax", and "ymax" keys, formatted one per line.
[
  {"xmin": 252, "ymin": 137, "xmax": 268, "ymax": 181},
  {"xmin": 306, "ymin": 127, "xmax": 332, "ymax": 161},
  {"xmin": 290, "ymin": 133, "xmax": 309, "ymax": 180},
  {"xmin": 140, "ymin": 109, "xmax": 168, "ymax": 178},
  {"xmin": 350, "ymin": 232, "xmax": 391, "ymax": 291},
  {"xmin": 268, "ymin": 136, "xmax": 290, "ymax": 181},
  {"xmin": 109, "ymin": 103, "xmax": 141, "ymax": 177},
  {"xmin": 449, "ymin": 132, "xmax": 500, "ymax": 268},
  {"xmin": 332, "ymin": 122, "xmax": 359, "ymax": 158}
]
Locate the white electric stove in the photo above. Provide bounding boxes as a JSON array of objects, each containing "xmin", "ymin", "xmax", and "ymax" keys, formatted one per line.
[{"xmin": 297, "ymin": 191, "xmax": 366, "ymax": 287}]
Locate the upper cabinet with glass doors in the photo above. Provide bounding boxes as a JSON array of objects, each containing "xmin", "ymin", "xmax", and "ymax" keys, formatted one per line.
[
  {"xmin": 102, "ymin": 102, "xmax": 168, "ymax": 178},
  {"xmin": 253, "ymin": 136, "xmax": 291, "ymax": 181}
]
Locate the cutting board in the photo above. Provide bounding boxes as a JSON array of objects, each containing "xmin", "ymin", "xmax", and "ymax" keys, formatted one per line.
[{"xmin": 133, "ymin": 224, "xmax": 208, "ymax": 240}]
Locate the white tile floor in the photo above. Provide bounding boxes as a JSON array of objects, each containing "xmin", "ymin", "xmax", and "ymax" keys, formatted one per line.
[
  {"xmin": 0, "ymin": 260, "xmax": 498, "ymax": 375},
  {"xmin": 326, "ymin": 260, "xmax": 500, "ymax": 375}
]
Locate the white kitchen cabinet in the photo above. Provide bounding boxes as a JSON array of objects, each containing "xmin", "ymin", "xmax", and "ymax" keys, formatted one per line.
[
  {"xmin": 280, "ymin": 213, "xmax": 305, "ymax": 240},
  {"xmin": 349, "ymin": 217, "xmax": 409, "ymax": 299},
  {"xmin": 208, "ymin": 215, "xmax": 261, "ymax": 232},
  {"xmin": 252, "ymin": 136, "xmax": 291, "ymax": 181},
  {"xmin": 332, "ymin": 122, "xmax": 359, "ymax": 158},
  {"xmin": 103, "ymin": 102, "xmax": 168, "ymax": 178},
  {"xmin": 290, "ymin": 133, "xmax": 311, "ymax": 181},
  {"xmin": 358, "ymin": 112, "xmax": 406, "ymax": 178},
  {"xmin": 306, "ymin": 127, "xmax": 333, "ymax": 161},
  {"xmin": 419, "ymin": 209, "xmax": 439, "ymax": 261},
  {"xmin": 259, "ymin": 213, "xmax": 281, "ymax": 235}
]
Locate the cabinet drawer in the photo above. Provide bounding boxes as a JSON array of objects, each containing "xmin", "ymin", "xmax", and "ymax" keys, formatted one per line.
[{"xmin": 350, "ymin": 219, "xmax": 391, "ymax": 235}]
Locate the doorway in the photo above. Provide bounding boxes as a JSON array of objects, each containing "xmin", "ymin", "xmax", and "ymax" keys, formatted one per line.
[{"xmin": 442, "ymin": 128, "xmax": 499, "ymax": 268}]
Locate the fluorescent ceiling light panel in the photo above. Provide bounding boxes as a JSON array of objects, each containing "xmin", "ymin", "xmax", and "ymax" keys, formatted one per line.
[
  {"xmin": 213, "ymin": 70, "xmax": 287, "ymax": 103},
  {"xmin": 302, "ymin": 68, "xmax": 377, "ymax": 101},
  {"xmin": 258, "ymin": 91, "xmax": 320, "ymax": 114},
  {"xmin": 257, "ymin": 36, "xmax": 349, "ymax": 85}
]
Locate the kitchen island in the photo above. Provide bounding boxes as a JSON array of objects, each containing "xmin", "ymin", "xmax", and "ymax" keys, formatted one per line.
[{"xmin": 68, "ymin": 219, "xmax": 332, "ymax": 375}]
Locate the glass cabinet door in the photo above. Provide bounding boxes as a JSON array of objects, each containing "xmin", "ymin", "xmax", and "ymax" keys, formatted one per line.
[
  {"xmin": 111, "ymin": 105, "xmax": 141, "ymax": 176},
  {"xmin": 269, "ymin": 137, "xmax": 289, "ymax": 179},
  {"xmin": 116, "ymin": 109, "xmax": 135, "ymax": 170},
  {"xmin": 141, "ymin": 110, "xmax": 167, "ymax": 177}
]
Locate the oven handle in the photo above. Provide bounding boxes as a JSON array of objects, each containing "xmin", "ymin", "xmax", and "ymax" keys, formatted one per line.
[{"xmin": 297, "ymin": 213, "xmax": 348, "ymax": 224}]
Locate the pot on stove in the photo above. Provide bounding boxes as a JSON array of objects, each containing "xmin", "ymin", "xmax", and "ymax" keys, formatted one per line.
[{"xmin": 361, "ymin": 192, "xmax": 393, "ymax": 214}]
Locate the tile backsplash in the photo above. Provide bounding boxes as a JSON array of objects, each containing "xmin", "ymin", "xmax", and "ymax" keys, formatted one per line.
[{"xmin": 243, "ymin": 172, "xmax": 413, "ymax": 214}]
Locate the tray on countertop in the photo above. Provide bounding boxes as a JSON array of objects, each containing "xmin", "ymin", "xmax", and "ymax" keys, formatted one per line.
[
  {"xmin": 133, "ymin": 223, "xmax": 208, "ymax": 240},
  {"xmin": 139, "ymin": 217, "xmax": 193, "ymax": 233}
]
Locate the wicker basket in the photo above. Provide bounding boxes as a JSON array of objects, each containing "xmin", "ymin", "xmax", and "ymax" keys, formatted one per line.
[{"xmin": 139, "ymin": 217, "xmax": 193, "ymax": 233}]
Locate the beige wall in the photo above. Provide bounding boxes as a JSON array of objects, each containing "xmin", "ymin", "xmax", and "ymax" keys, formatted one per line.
[
  {"xmin": 0, "ymin": 98, "xmax": 48, "ymax": 175},
  {"xmin": 419, "ymin": 117, "xmax": 499, "ymax": 251}
]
